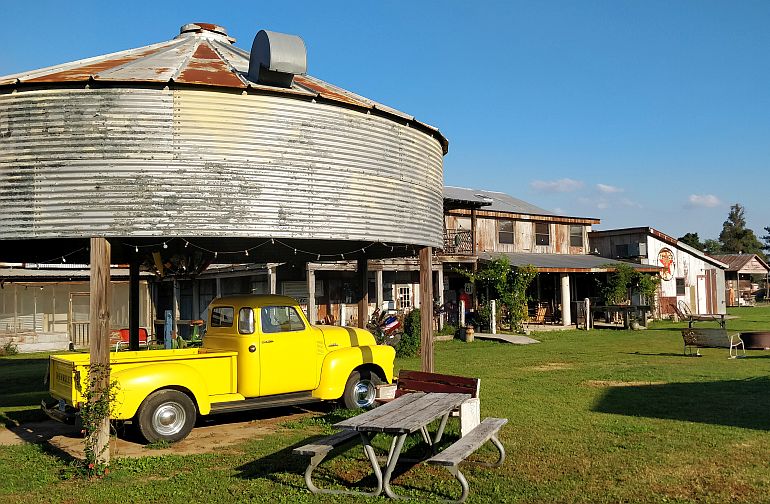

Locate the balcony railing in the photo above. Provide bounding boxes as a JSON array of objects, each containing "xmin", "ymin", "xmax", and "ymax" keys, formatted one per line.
[{"xmin": 442, "ymin": 229, "xmax": 473, "ymax": 255}]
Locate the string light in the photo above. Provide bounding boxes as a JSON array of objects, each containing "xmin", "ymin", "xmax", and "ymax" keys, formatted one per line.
[
  {"xmin": 184, "ymin": 241, "xmax": 189, "ymax": 248},
  {"xmin": 214, "ymin": 251, "xmax": 218, "ymax": 258},
  {"xmin": 317, "ymin": 254, "xmax": 321, "ymax": 260},
  {"xmin": 294, "ymin": 249, "xmax": 297, "ymax": 255},
  {"xmin": 163, "ymin": 242, "xmax": 168, "ymax": 249},
  {"xmin": 244, "ymin": 250, "xmax": 249, "ymax": 257},
  {"xmin": 271, "ymin": 238, "xmax": 275, "ymax": 244},
  {"xmin": 135, "ymin": 246, "xmax": 139, "ymax": 253},
  {"xmin": 62, "ymin": 257, "xmax": 66, "ymax": 263}
]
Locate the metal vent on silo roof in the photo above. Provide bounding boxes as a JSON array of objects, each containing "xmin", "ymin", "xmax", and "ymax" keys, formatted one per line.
[{"xmin": 248, "ymin": 30, "xmax": 307, "ymax": 88}]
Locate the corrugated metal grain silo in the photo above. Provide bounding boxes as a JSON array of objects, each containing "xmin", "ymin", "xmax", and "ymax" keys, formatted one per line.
[{"xmin": 0, "ymin": 23, "xmax": 447, "ymax": 262}]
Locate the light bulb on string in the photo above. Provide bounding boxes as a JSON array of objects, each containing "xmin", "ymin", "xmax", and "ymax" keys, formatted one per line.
[
  {"xmin": 184, "ymin": 241, "xmax": 189, "ymax": 248},
  {"xmin": 163, "ymin": 242, "xmax": 168, "ymax": 249},
  {"xmin": 62, "ymin": 257, "xmax": 66, "ymax": 263},
  {"xmin": 135, "ymin": 246, "xmax": 139, "ymax": 253},
  {"xmin": 244, "ymin": 249, "xmax": 249, "ymax": 257},
  {"xmin": 271, "ymin": 238, "xmax": 275, "ymax": 244},
  {"xmin": 294, "ymin": 249, "xmax": 297, "ymax": 255},
  {"xmin": 317, "ymin": 254, "xmax": 321, "ymax": 261},
  {"xmin": 214, "ymin": 251, "xmax": 218, "ymax": 259}
]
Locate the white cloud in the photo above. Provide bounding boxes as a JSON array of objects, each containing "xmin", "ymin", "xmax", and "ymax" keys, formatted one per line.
[
  {"xmin": 530, "ymin": 178, "xmax": 584, "ymax": 193},
  {"xmin": 620, "ymin": 198, "xmax": 642, "ymax": 208},
  {"xmin": 686, "ymin": 194, "xmax": 721, "ymax": 208},
  {"xmin": 596, "ymin": 183, "xmax": 624, "ymax": 194}
]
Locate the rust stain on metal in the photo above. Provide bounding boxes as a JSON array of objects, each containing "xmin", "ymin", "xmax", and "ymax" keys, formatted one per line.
[
  {"xmin": 293, "ymin": 75, "xmax": 367, "ymax": 107},
  {"xmin": 176, "ymin": 43, "xmax": 245, "ymax": 88},
  {"xmin": 25, "ymin": 47, "xmax": 162, "ymax": 83}
]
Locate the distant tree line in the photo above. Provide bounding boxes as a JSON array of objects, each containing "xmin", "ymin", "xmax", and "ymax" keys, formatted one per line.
[{"xmin": 678, "ymin": 203, "xmax": 768, "ymax": 260}]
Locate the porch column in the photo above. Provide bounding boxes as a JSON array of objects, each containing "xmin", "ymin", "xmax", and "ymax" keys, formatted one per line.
[
  {"xmin": 437, "ymin": 265, "xmax": 445, "ymax": 330},
  {"xmin": 129, "ymin": 260, "xmax": 140, "ymax": 351},
  {"xmin": 357, "ymin": 258, "xmax": 368, "ymax": 328},
  {"xmin": 306, "ymin": 265, "xmax": 317, "ymax": 324},
  {"xmin": 375, "ymin": 269, "xmax": 384, "ymax": 311},
  {"xmin": 420, "ymin": 247, "xmax": 434, "ymax": 372},
  {"xmin": 470, "ymin": 209, "xmax": 478, "ymax": 255},
  {"xmin": 172, "ymin": 279, "xmax": 179, "ymax": 338},
  {"xmin": 560, "ymin": 273, "xmax": 571, "ymax": 326},
  {"xmin": 89, "ymin": 237, "xmax": 111, "ymax": 465},
  {"xmin": 267, "ymin": 263, "xmax": 277, "ymax": 295}
]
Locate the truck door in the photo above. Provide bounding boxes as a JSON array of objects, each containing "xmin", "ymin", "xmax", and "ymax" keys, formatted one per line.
[
  {"xmin": 258, "ymin": 305, "xmax": 316, "ymax": 396},
  {"xmin": 205, "ymin": 305, "xmax": 261, "ymax": 398}
]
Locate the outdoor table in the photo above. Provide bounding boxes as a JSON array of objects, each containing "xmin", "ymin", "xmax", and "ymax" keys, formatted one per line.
[
  {"xmin": 334, "ymin": 391, "xmax": 471, "ymax": 499},
  {"xmin": 591, "ymin": 305, "xmax": 651, "ymax": 329}
]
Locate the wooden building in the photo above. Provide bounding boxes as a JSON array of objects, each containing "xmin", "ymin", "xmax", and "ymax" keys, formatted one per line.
[
  {"xmin": 709, "ymin": 254, "xmax": 769, "ymax": 306},
  {"xmin": 589, "ymin": 227, "xmax": 728, "ymax": 316}
]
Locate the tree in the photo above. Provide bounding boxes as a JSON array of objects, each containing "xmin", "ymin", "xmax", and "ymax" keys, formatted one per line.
[
  {"xmin": 762, "ymin": 226, "xmax": 770, "ymax": 253},
  {"xmin": 718, "ymin": 203, "xmax": 764, "ymax": 256},
  {"xmin": 703, "ymin": 239, "xmax": 723, "ymax": 255},
  {"xmin": 678, "ymin": 232, "xmax": 704, "ymax": 251}
]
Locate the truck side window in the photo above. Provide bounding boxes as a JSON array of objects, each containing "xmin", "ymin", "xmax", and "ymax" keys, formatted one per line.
[
  {"xmin": 211, "ymin": 307, "xmax": 234, "ymax": 327},
  {"xmin": 261, "ymin": 306, "xmax": 306, "ymax": 333},
  {"xmin": 238, "ymin": 308, "xmax": 254, "ymax": 334}
]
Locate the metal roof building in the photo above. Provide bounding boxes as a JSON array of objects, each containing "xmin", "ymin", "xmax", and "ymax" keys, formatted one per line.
[{"xmin": 0, "ymin": 22, "xmax": 448, "ymax": 264}]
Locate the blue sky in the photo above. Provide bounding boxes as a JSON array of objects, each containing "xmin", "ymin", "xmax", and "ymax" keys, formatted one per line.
[{"xmin": 2, "ymin": 1, "xmax": 768, "ymax": 241}]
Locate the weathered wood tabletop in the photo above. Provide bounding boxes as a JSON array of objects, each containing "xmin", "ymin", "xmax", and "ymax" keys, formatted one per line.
[{"xmin": 334, "ymin": 391, "xmax": 470, "ymax": 434}]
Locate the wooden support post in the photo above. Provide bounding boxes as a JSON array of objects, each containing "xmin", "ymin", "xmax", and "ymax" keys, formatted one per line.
[
  {"xmin": 89, "ymin": 237, "xmax": 111, "ymax": 465},
  {"xmin": 357, "ymin": 258, "xmax": 368, "ymax": 329},
  {"xmin": 420, "ymin": 247, "xmax": 434, "ymax": 373},
  {"xmin": 267, "ymin": 263, "xmax": 277, "ymax": 295},
  {"xmin": 470, "ymin": 209, "xmax": 478, "ymax": 255},
  {"xmin": 375, "ymin": 269, "xmax": 384, "ymax": 312},
  {"xmin": 129, "ymin": 260, "xmax": 140, "ymax": 351},
  {"xmin": 560, "ymin": 273, "xmax": 571, "ymax": 326},
  {"xmin": 307, "ymin": 265, "xmax": 316, "ymax": 324},
  {"xmin": 437, "ymin": 266, "xmax": 445, "ymax": 330},
  {"xmin": 490, "ymin": 299, "xmax": 497, "ymax": 334},
  {"xmin": 172, "ymin": 279, "xmax": 179, "ymax": 339}
]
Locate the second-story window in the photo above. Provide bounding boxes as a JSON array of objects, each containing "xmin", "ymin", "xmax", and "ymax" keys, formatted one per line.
[
  {"xmin": 570, "ymin": 225, "xmax": 583, "ymax": 247},
  {"xmin": 535, "ymin": 222, "xmax": 550, "ymax": 246},
  {"xmin": 499, "ymin": 220, "xmax": 514, "ymax": 244}
]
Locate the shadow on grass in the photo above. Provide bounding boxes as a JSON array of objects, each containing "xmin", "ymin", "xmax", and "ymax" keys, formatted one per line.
[{"xmin": 594, "ymin": 377, "xmax": 770, "ymax": 430}]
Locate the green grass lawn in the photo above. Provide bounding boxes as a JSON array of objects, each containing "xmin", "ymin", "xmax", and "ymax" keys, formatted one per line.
[{"xmin": 2, "ymin": 306, "xmax": 770, "ymax": 503}]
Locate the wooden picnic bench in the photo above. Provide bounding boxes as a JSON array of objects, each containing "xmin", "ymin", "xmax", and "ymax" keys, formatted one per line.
[
  {"xmin": 293, "ymin": 429, "xmax": 382, "ymax": 497},
  {"xmin": 681, "ymin": 328, "xmax": 744, "ymax": 358},
  {"xmin": 294, "ymin": 391, "xmax": 506, "ymax": 502},
  {"xmin": 378, "ymin": 369, "xmax": 481, "ymax": 436},
  {"xmin": 427, "ymin": 417, "xmax": 508, "ymax": 503}
]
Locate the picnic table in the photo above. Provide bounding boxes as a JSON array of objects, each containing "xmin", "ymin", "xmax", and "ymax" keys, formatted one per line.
[
  {"xmin": 334, "ymin": 391, "xmax": 470, "ymax": 499},
  {"xmin": 590, "ymin": 305, "xmax": 652, "ymax": 329}
]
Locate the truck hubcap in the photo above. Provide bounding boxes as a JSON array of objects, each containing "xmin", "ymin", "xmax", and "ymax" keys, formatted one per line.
[
  {"xmin": 354, "ymin": 379, "xmax": 375, "ymax": 408},
  {"xmin": 152, "ymin": 402, "xmax": 185, "ymax": 436}
]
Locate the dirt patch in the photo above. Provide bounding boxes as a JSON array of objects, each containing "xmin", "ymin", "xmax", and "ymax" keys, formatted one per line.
[
  {"xmin": 584, "ymin": 380, "xmax": 666, "ymax": 388},
  {"xmin": 529, "ymin": 362, "xmax": 573, "ymax": 371},
  {"xmin": 0, "ymin": 408, "xmax": 321, "ymax": 459}
]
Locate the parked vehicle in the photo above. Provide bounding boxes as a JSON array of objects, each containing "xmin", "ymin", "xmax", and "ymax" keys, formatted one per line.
[{"xmin": 43, "ymin": 295, "xmax": 395, "ymax": 443}]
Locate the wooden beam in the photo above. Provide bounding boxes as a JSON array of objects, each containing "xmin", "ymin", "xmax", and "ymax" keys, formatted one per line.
[
  {"xmin": 129, "ymin": 260, "xmax": 140, "ymax": 351},
  {"xmin": 89, "ymin": 237, "xmax": 111, "ymax": 465},
  {"xmin": 357, "ymin": 258, "xmax": 368, "ymax": 328},
  {"xmin": 420, "ymin": 247, "xmax": 434, "ymax": 372},
  {"xmin": 306, "ymin": 266, "xmax": 316, "ymax": 324},
  {"xmin": 470, "ymin": 208, "xmax": 478, "ymax": 255}
]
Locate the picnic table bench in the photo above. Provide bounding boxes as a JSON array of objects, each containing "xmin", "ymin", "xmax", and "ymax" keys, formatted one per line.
[
  {"xmin": 293, "ymin": 391, "xmax": 507, "ymax": 503},
  {"xmin": 681, "ymin": 328, "xmax": 744, "ymax": 358}
]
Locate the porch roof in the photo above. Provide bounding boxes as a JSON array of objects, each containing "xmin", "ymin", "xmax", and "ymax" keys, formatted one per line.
[{"xmin": 477, "ymin": 252, "xmax": 663, "ymax": 273}]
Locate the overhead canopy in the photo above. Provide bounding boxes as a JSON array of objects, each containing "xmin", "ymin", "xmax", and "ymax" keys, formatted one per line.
[
  {"xmin": 709, "ymin": 254, "xmax": 769, "ymax": 274},
  {"xmin": 478, "ymin": 252, "xmax": 663, "ymax": 273}
]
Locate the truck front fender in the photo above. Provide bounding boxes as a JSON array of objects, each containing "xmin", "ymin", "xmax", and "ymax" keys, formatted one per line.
[
  {"xmin": 111, "ymin": 363, "xmax": 212, "ymax": 420},
  {"xmin": 313, "ymin": 345, "xmax": 395, "ymax": 400}
]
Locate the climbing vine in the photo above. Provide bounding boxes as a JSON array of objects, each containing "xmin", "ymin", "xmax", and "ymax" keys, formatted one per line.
[
  {"xmin": 79, "ymin": 364, "xmax": 119, "ymax": 478},
  {"xmin": 601, "ymin": 263, "xmax": 661, "ymax": 308},
  {"xmin": 456, "ymin": 257, "xmax": 538, "ymax": 332}
]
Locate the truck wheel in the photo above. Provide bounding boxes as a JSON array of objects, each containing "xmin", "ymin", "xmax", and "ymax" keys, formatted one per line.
[
  {"xmin": 136, "ymin": 389, "xmax": 196, "ymax": 443},
  {"xmin": 342, "ymin": 370, "xmax": 382, "ymax": 409}
]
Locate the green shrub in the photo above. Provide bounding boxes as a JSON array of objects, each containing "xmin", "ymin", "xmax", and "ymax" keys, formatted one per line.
[
  {"xmin": 437, "ymin": 324, "xmax": 457, "ymax": 336},
  {"xmin": 396, "ymin": 308, "xmax": 421, "ymax": 357},
  {"xmin": 0, "ymin": 340, "xmax": 18, "ymax": 356}
]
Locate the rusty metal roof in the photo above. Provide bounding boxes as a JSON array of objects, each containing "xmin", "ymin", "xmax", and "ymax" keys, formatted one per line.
[
  {"xmin": 0, "ymin": 22, "xmax": 447, "ymax": 153},
  {"xmin": 709, "ymin": 254, "xmax": 770, "ymax": 273}
]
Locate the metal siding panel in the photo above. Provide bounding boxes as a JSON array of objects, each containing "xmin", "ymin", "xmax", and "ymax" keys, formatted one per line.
[{"xmin": 0, "ymin": 88, "xmax": 444, "ymax": 247}]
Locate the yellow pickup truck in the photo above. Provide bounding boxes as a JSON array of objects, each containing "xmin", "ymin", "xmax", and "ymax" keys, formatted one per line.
[{"xmin": 43, "ymin": 295, "xmax": 395, "ymax": 443}]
